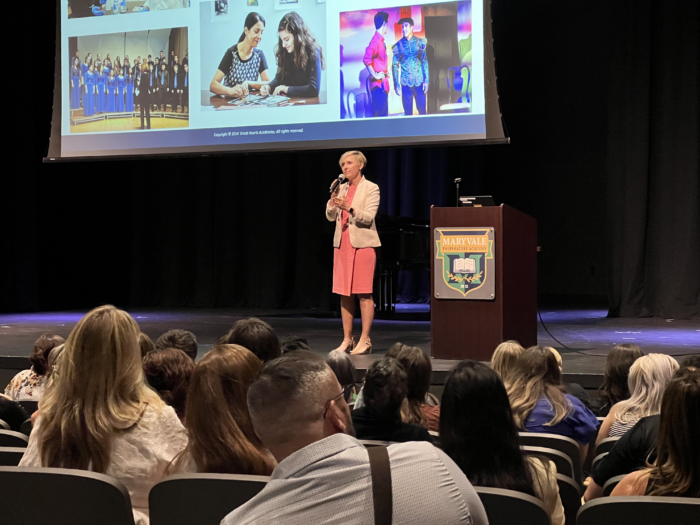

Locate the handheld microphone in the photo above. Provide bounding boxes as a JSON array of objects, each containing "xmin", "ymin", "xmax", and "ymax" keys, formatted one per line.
[{"xmin": 329, "ymin": 174, "xmax": 347, "ymax": 195}]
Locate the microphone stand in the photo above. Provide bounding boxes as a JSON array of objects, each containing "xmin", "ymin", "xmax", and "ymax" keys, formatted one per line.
[{"xmin": 454, "ymin": 178, "xmax": 462, "ymax": 207}]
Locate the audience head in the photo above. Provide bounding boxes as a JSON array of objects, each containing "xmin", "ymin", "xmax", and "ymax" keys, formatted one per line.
[
  {"xmin": 38, "ymin": 305, "xmax": 162, "ymax": 472},
  {"xmin": 222, "ymin": 318, "xmax": 281, "ymax": 363},
  {"xmin": 646, "ymin": 367, "xmax": 700, "ymax": 497},
  {"xmin": 395, "ymin": 346, "xmax": 432, "ymax": 426},
  {"xmin": 441, "ymin": 361, "xmax": 535, "ymax": 496},
  {"xmin": 491, "ymin": 340, "xmax": 525, "ymax": 382},
  {"xmin": 175, "ymin": 345, "xmax": 273, "ymax": 474},
  {"xmin": 139, "ymin": 333, "xmax": 155, "ymax": 357},
  {"xmin": 386, "ymin": 341, "xmax": 408, "ymax": 359},
  {"xmin": 506, "ymin": 346, "xmax": 570, "ymax": 429},
  {"xmin": 280, "ymin": 335, "xmax": 310, "ymax": 353},
  {"xmin": 247, "ymin": 351, "xmax": 352, "ymax": 462},
  {"xmin": 325, "ymin": 350, "xmax": 356, "ymax": 402},
  {"xmin": 363, "ymin": 357, "xmax": 408, "ymax": 418},
  {"xmin": 142, "ymin": 348, "xmax": 195, "ymax": 421},
  {"xmin": 29, "ymin": 334, "xmax": 65, "ymax": 376},
  {"xmin": 598, "ymin": 343, "xmax": 645, "ymax": 410},
  {"xmin": 155, "ymin": 329, "xmax": 198, "ymax": 361},
  {"xmin": 680, "ymin": 354, "xmax": 700, "ymax": 369},
  {"xmin": 615, "ymin": 353, "xmax": 679, "ymax": 423}
]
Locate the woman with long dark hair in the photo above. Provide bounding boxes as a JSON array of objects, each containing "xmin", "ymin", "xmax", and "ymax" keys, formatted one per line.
[
  {"xmin": 210, "ymin": 12, "xmax": 270, "ymax": 98},
  {"xmin": 395, "ymin": 345, "xmax": 440, "ymax": 431},
  {"xmin": 169, "ymin": 345, "xmax": 275, "ymax": 475},
  {"xmin": 611, "ymin": 366, "xmax": 700, "ymax": 498},
  {"xmin": 506, "ymin": 346, "xmax": 598, "ymax": 459},
  {"xmin": 441, "ymin": 361, "xmax": 565, "ymax": 525},
  {"xmin": 593, "ymin": 343, "xmax": 645, "ymax": 416},
  {"xmin": 261, "ymin": 11, "xmax": 325, "ymax": 98}
]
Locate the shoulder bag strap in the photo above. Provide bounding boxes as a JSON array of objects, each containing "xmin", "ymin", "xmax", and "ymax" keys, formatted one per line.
[{"xmin": 367, "ymin": 445, "xmax": 393, "ymax": 525}]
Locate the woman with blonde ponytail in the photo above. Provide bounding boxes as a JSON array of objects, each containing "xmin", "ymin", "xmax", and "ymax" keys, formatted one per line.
[
  {"xmin": 20, "ymin": 305, "xmax": 187, "ymax": 525},
  {"xmin": 506, "ymin": 346, "xmax": 598, "ymax": 460}
]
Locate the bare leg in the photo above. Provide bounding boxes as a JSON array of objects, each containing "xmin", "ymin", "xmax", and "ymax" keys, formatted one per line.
[
  {"xmin": 336, "ymin": 294, "xmax": 355, "ymax": 351},
  {"xmin": 351, "ymin": 294, "xmax": 374, "ymax": 354}
]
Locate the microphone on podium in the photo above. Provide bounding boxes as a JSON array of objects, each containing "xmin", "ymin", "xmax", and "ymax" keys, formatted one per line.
[{"xmin": 329, "ymin": 174, "xmax": 348, "ymax": 195}]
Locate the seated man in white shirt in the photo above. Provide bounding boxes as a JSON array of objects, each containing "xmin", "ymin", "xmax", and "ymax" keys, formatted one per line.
[{"xmin": 221, "ymin": 351, "xmax": 488, "ymax": 525}]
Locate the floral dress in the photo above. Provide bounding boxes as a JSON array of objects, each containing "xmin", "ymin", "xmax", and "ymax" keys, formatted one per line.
[{"xmin": 4, "ymin": 368, "xmax": 46, "ymax": 401}]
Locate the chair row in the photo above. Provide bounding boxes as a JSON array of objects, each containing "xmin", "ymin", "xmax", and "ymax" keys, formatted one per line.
[{"xmin": 1, "ymin": 466, "xmax": 697, "ymax": 525}]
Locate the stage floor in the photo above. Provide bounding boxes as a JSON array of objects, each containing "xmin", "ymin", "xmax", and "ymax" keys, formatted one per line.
[{"xmin": 1, "ymin": 307, "xmax": 698, "ymax": 376}]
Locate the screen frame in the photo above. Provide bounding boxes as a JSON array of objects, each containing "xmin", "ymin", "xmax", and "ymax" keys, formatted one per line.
[{"xmin": 45, "ymin": 0, "xmax": 508, "ymax": 163}]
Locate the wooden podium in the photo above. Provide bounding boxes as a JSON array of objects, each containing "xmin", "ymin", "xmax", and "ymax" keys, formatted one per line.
[{"xmin": 430, "ymin": 205, "xmax": 537, "ymax": 360}]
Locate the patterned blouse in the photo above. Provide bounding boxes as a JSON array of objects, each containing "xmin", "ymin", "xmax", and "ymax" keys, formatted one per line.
[
  {"xmin": 218, "ymin": 45, "xmax": 268, "ymax": 88},
  {"xmin": 4, "ymin": 368, "xmax": 46, "ymax": 402}
]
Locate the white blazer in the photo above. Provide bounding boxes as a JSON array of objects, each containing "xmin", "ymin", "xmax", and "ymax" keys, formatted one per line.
[{"xmin": 326, "ymin": 176, "xmax": 381, "ymax": 248}]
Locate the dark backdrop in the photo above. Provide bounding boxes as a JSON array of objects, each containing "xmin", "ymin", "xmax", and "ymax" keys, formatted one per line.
[{"xmin": 2, "ymin": 1, "xmax": 698, "ymax": 318}]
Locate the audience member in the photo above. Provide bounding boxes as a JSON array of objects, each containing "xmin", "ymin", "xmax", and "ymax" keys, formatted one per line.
[
  {"xmin": 597, "ymin": 353, "xmax": 678, "ymax": 442},
  {"xmin": 0, "ymin": 394, "xmax": 29, "ymax": 432},
  {"xmin": 547, "ymin": 346, "xmax": 592, "ymax": 407},
  {"xmin": 139, "ymin": 332, "xmax": 156, "ymax": 357},
  {"xmin": 584, "ymin": 355, "xmax": 700, "ymax": 501},
  {"xmin": 611, "ymin": 366, "xmax": 700, "ymax": 498},
  {"xmin": 221, "ymin": 351, "xmax": 488, "ymax": 525},
  {"xmin": 4, "ymin": 334, "xmax": 65, "ymax": 401},
  {"xmin": 221, "ymin": 318, "xmax": 281, "ymax": 362},
  {"xmin": 441, "ymin": 361, "xmax": 564, "ymax": 525},
  {"xmin": 395, "ymin": 345, "xmax": 440, "ymax": 432},
  {"xmin": 592, "ymin": 343, "xmax": 645, "ymax": 416},
  {"xmin": 170, "ymin": 345, "xmax": 275, "ymax": 475},
  {"xmin": 19, "ymin": 305, "xmax": 187, "ymax": 525},
  {"xmin": 142, "ymin": 347, "xmax": 195, "ymax": 422},
  {"xmin": 506, "ymin": 346, "xmax": 598, "ymax": 459},
  {"xmin": 156, "ymin": 328, "xmax": 198, "ymax": 361},
  {"xmin": 325, "ymin": 350, "xmax": 359, "ymax": 402},
  {"xmin": 491, "ymin": 340, "xmax": 525, "ymax": 382},
  {"xmin": 280, "ymin": 334, "xmax": 311, "ymax": 353},
  {"xmin": 351, "ymin": 357, "xmax": 432, "ymax": 443}
]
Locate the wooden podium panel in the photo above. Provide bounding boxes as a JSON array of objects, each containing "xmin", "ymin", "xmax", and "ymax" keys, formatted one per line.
[{"xmin": 430, "ymin": 205, "xmax": 537, "ymax": 361}]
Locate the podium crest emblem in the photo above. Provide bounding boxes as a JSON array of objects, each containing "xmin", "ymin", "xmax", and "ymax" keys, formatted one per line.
[{"xmin": 434, "ymin": 227, "xmax": 495, "ymax": 300}]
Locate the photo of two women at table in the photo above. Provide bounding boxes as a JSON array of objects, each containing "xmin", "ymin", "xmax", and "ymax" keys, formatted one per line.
[{"xmin": 200, "ymin": 0, "xmax": 327, "ymax": 109}]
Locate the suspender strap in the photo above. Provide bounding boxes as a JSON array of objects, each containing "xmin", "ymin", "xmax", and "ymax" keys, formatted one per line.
[{"xmin": 367, "ymin": 445, "xmax": 393, "ymax": 525}]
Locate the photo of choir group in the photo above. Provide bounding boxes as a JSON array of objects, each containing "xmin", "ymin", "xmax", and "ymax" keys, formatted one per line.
[
  {"xmin": 68, "ymin": 29, "xmax": 190, "ymax": 133},
  {"xmin": 67, "ymin": 0, "xmax": 191, "ymax": 19},
  {"xmin": 200, "ymin": 0, "xmax": 327, "ymax": 109},
  {"xmin": 340, "ymin": 2, "xmax": 473, "ymax": 119}
]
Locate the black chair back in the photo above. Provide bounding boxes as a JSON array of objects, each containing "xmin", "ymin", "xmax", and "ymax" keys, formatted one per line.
[
  {"xmin": 555, "ymin": 474, "xmax": 581, "ymax": 525},
  {"xmin": 595, "ymin": 436, "xmax": 620, "ymax": 456},
  {"xmin": 20, "ymin": 418, "xmax": 32, "ymax": 437},
  {"xmin": 475, "ymin": 486, "xmax": 550, "ymax": 525},
  {"xmin": 0, "ymin": 447, "xmax": 26, "ymax": 466},
  {"xmin": 0, "ymin": 430, "xmax": 29, "ymax": 447},
  {"xmin": 518, "ymin": 432, "xmax": 582, "ymax": 484},
  {"xmin": 591, "ymin": 452, "xmax": 608, "ymax": 473},
  {"xmin": 577, "ymin": 496, "xmax": 700, "ymax": 525},
  {"xmin": 0, "ymin": 466, "xmax": 135, "ymax": 525},
  {"xmin": 522, "ymin": 445, "xmax": 575, "ymax": 480},
  {"xmin": 0, "ymin": 419, "xmax": 10, "ymax": 430},
  {"xmin": 603, "ymin": 474, "xmax": 627, "ymax": 496},
  {"xmin": 149, "ymin": 473, "xmax": 270, "ymax": 525},
  {"xmin": 17, "ymin": 400, "xmax": 38, "ymax": 414}
]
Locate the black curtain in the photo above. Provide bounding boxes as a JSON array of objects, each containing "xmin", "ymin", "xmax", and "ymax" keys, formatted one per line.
[
  {"xmin": 3, "ymin": 1, "xmax": 698, "ymax": 318},
  {"xmin": 607, "ymin": 0, "xmax": 700, "ymax": 318}
]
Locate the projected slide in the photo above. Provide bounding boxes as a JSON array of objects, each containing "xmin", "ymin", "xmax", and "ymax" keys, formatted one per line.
[{"xmin": 55, "ymin": 0, "xmax": 497, "ymax": 159}]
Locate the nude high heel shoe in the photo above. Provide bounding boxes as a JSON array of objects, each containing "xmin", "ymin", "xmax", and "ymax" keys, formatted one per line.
[
  {"xmin": 351, "ymin": 339, "xmax": 372, "ymax": 355},
  {"xmin": 334, "ymin": 337, "xmax": 355, "ymax": 353}
]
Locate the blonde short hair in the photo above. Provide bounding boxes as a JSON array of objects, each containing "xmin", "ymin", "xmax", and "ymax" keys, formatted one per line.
[
  {"xmin": 491, "ymin": 340, "xmax": 525, "ymax": 381},
  {"xmin": 339, "ymin": 150, "xmax": 367, "ymax": 172}
]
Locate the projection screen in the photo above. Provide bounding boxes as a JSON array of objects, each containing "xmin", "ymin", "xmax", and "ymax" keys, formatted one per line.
[{"xmin": 47, "ymin": 0, "xmax": 506, "ymax": 160}]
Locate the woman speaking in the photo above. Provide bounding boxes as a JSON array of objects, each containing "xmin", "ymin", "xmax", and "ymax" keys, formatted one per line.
[{"xmin": 326, "ymin": 151, "xmax": 381, "ymax": 355}]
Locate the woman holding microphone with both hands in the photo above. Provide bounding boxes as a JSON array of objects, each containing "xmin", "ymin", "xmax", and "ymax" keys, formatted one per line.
[{"xmin": 326, "ymin": 151, "xmax": 381, "ymax": 355}]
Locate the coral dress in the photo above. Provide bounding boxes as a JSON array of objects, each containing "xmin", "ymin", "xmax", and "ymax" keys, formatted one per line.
[{"xmin": 332, "ymin": 184, "xmax": 377, "ymax": 296}]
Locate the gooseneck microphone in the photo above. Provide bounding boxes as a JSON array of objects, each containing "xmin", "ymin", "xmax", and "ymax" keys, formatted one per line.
[{"xmin": 329, "ymin": 174, "xmax": 348, "ymax": 195}]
